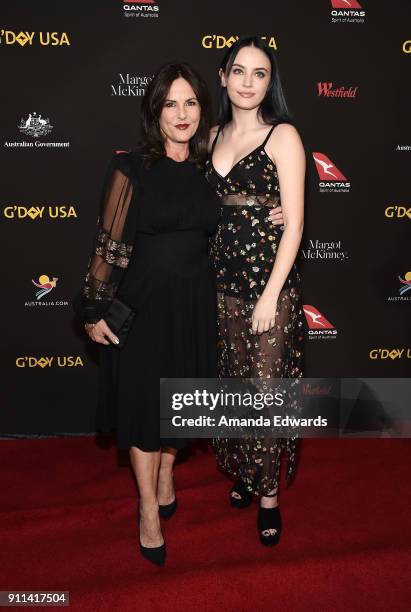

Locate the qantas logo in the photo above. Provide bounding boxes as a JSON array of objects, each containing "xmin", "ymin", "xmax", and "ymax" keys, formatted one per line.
[
  {"xmin": 330, "ymin": 0, "xmax": 362, "ymax": 7},
  {"xmin": 303, "ymin": 305, "xmax": 334, "ymax": 329},
  {"xmin": 122, "ymin": 0, "xmax": 159, "ymax": 18},
  {"xmin": 330, "ymin": 0, "xmax": 365, "ymax": 23},
  {"xmin": 312, "ymin": 153, "xmax": 350, "ymax": 192},
  {"xmin": 303, "ymin": 305, "xmax": 337, "ymax": 340},
  {"xmin": 312, "ymin": 153, "xmax": 347, "ymax": 181}
]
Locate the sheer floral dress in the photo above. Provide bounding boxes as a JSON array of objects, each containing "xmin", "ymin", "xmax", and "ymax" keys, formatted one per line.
[{"xmin": 205, "ymin": 124, "xmax": 304, "ymax": 496}]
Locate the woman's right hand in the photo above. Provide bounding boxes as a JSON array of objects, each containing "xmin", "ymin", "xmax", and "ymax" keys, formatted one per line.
[{"xmin": 84, "ymin": 319, "xmax": 119, "ymax": 345}]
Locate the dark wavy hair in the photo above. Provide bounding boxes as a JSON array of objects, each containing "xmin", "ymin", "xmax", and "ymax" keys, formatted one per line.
[
  {"xmin": 140, "ymin": 62, "xmax": 211, "ymax": 167},
  {"xmin": 218, "ymin": 36, "xmax": 292, "ymax": 128}
]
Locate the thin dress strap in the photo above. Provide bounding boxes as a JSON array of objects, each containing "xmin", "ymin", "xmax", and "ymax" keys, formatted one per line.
[
  {"xmin": 210, "ymin": 125, "xmax": 222, "ymax": 155},
  {"xmin": 261, "ymin": 124, "xmax": 277, "ymax": 148}
]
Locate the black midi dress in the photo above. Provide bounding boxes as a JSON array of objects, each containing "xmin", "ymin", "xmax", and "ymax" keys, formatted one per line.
[{"xmin": 78, "ymin": 151, "xmax": 221, "ymax": 451}]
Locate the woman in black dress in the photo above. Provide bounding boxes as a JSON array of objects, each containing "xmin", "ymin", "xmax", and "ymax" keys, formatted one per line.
[
  {"xmin": 77, "ymin": 63, "xmax": 221, "ymax": 566},
  {"xmin": 205, "ymin": 37, "xmax": 305, "ymax": 546}
]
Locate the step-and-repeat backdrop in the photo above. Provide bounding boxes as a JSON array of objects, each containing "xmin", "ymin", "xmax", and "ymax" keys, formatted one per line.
[{"xmin": 1, "ymin": 1, "xmax": 410, "ymax": 435}]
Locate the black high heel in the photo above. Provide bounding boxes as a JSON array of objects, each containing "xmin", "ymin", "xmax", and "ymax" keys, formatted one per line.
[
  {"xmin": 229, "ymin": 478, "xmax": 253, "ymax": 509},
  {"xmin": 137, "ymin": 505, "xmax": 166, "ymax": 566},
  {"xmin": 257, "ymin": 498, "xmax": 282, "ymax": 546},
  {"xmin": 139, "ymin": 540, "xmax": 166, "ymax": 566},
  {"xmin": 159, "ymin": 497, "xmax": 178, "ymax": 519}
]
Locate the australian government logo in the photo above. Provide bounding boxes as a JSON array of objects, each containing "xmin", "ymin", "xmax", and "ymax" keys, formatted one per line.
[
  {"xmin": 303, "ymin": 305, "xmax": 338, "ymax": 340},
  {"xmin": 122, "ymin": 0, "xmax": 160, "ymax": 18},
  {"xmin": 329, "ymin": 0, "xmax": 365, "ymax": 24},
  {"xmin": 0, "ymin": 30, "xmax": 70, "ymax": 46},
  {"xmin": 25, "ymin": 274, "xmax": 69, "ymax": 308},
  {"xmin": 387, "ymin": 271, "xmax": 411, "ymax": 303},
  {"xmin": 302, "ymin": 239, "xmax": 349, "ymax": 262},
  {"xmin": 3, "ymin": 205, "xmax": 78, "ymax": 220},
  {"xmin": 202, "ymin": 35, "xmax": 277, "ymax": 50},
  {"xmin": 312, "ymin": 152, "xmax": 350, "ymax": 193},
  {"xmin": 4, "ymin": 113, "xmax": 70, "ymax": 149},
  {"xmin": 111, "ymin": 73, "xmax": 153, "ymax": 96}
]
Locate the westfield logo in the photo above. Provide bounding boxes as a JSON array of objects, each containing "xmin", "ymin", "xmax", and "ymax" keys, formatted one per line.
[{"xmin": 317, "ymin": 82, "xmax": 358, "ymax": 98}]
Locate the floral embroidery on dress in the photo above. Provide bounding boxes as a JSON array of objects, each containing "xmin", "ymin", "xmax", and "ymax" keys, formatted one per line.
[{"xmin": 205, "ymin": 124, "xmax": 304, "ymax": 496}]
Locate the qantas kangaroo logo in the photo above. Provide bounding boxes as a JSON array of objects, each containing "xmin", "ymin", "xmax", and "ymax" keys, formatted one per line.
[
  {"xmin": 303, "ymin": 305, "xmax": 334, "ymax": 329},
  {"xmin": 312, "ymin": 152, "xmax": 347, "ymax": 181},
  {"xmin": 330, "ymin": 0, "xmax": 362, "ymax": 7}
]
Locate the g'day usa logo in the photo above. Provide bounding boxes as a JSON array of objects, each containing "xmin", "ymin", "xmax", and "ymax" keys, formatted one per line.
[
  {"xmin": 303, "ymin": 305, "xmax": 338, "ymax": 340},
  {"xmin": 312, "ymin": 152, "xmax": 350, "ymax": 193},
  {"xmin": 122, "ymin": 0, "xmax": 160, "ymax": 19},
  {"xmin": 330, "ymin": 0, "xmax": 366, "ymax": 24}
]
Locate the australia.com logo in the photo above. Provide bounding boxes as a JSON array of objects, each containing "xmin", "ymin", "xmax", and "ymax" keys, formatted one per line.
[
  {"xmin": 15, "ymin": 355, "xmax": 84, "ymax": 368},
  {"xmin": 3, "ymin": 205, "xmax": 78, "ymax": 220},
  {"xmin": 329, "ymin": 0, "xmax": 365, "ymax": 24},
  {"xmin": 303, "ymin": 305, "xmax": 338, "ymax": 340},
  {"xmin": 122, "ymin": 0, "xmax": 160, "ymax": 18},
  {"xmin": 387, "ymin": 271, "xmax": 411, "ymax": 303},
  {"xmin": 25, "ymin": 274, "xmax": 69, "ymax": 308},
  {"xmin": 312, "ymin": 152, "xmax": 350, "ymax": 193}
]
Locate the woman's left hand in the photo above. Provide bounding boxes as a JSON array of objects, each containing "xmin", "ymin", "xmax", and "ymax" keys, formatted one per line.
[
  {"xmin": 252, "ymin": 293, "xmax": 277, "ymax": 335},
  {"xmin": 268, "ymin": 205, "xmax": 284, "ymax": 226}
]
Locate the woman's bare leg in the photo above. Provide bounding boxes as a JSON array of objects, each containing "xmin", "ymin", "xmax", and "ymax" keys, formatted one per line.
[
  {"xmin": 157, "ymin": 447, "xmax": 177, "ymax": 505},
  {"xmin": 129, "ymin": 446, "xmax": 163, "ymax": 547}
]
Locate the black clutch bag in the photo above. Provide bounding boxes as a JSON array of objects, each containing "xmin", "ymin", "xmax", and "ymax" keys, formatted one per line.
[{"xmin": 103, "ymin": 296, "xmax": 136, "ymax": 350}]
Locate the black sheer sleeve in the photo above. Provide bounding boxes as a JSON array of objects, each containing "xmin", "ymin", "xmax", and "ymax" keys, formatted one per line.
[{"xmin": 76, "ymin": 152, "xmax": 135, "ymax": 324}]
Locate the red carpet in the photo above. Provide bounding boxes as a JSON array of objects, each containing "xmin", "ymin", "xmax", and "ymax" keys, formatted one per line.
[{"xmin": 1, "ymin": 437, "xmax": 410, "ymax": 611}]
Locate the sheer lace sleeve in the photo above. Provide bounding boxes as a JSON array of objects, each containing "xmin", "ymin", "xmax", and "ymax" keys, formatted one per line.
[{"xmin": 77, "ymin": 152, "xmax": 136, "ymax": 323}]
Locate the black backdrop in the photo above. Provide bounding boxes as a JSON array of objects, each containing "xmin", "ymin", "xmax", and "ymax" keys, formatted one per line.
[{"xmin": 1, "ymin": 0, "xmax": 410, "ymax": 435}]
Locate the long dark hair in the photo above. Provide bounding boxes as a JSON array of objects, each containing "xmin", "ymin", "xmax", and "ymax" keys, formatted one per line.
[
  {"xmin": 218, "ymin": 36, "xmax": 292, "ymax": 128},
  {"xmin": 140, "ymin": 62, "xmax": 211, "ymax": 166}
]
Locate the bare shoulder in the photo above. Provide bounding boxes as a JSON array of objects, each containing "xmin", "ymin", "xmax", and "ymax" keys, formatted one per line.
[
  {"xmin": 267, "ymin": 123, "xmax": 305, "ymax": 163},
  {"xmin": 271, "ymin": 123, "xmax": 302, "ymax": 147}
]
